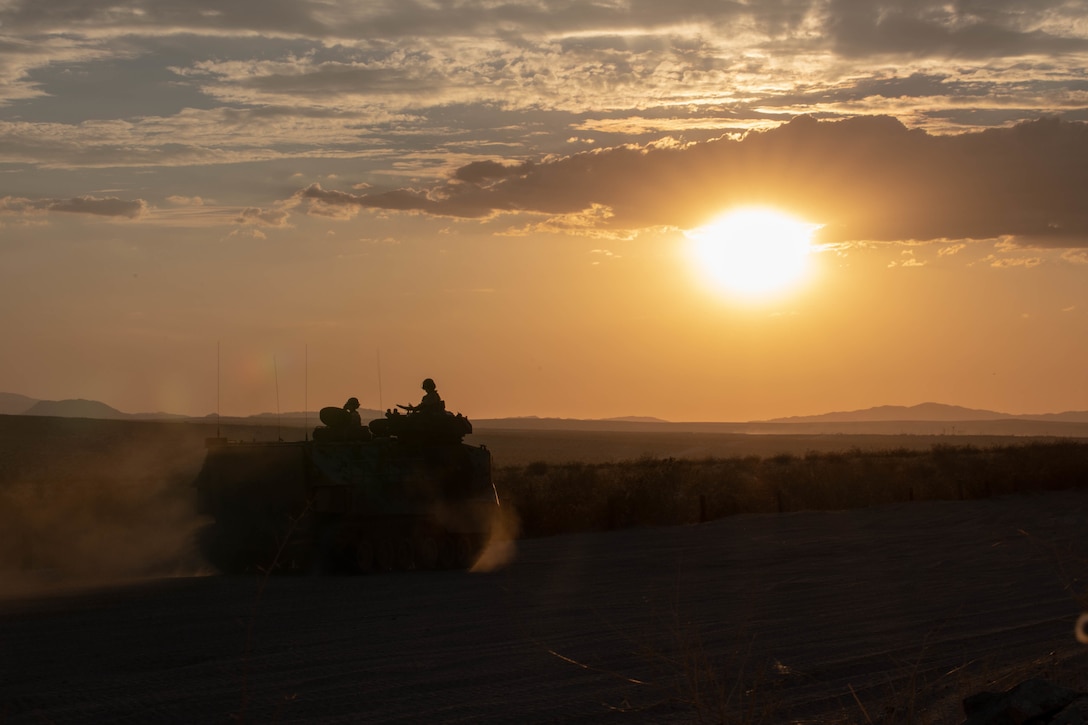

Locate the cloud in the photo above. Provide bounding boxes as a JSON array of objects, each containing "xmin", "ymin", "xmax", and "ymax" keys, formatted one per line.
[
  {"xmin": 4, "ymin": 0, "xmax": 1088, "ymax": 236},
  {"xmin": 48, "ymin": 196, "xmax": 148, "ymax": 218},
  {"xmin": 823, "ymin": 0, "xmax": 1088, "ymax": 59},
  {"xmin": 166, "ymin": 195, "xmax": 207, "ymax": 206},
  {"xmin": 0, "ymin": 108, "xmax": 392, "ymax": 168},
  {"xmin": 299, "ymin": 115, "xmax": 1088, "ymax": 248},
  {"xmin": 983, "ymin": 254, "xmax": 1044, "ymax": 268},
  {"xmin": 589, "ymin": 248, "xmax": 621, "ymax": 265},
  {"xmin": 0, "ymin": 194, "xmax": 147, "ymax": 219},
  {"xmin": 500, "ymin": 204, "xmax": 644, "ymax": 241},
  {"xmin": 235, "ymin": 206, "xmax": 290, "ymax": 228},
  {"xmin": 296, "ymin": 181, "xmax": 515, "ymax": 220},
  {"xmin": 888, "ymin": 250, "xmax": 926, "ymax": 268},
  {"xmin": 5, "ymin": 2, "xmax": 1085, "ymax": 120},
  {"xmin": 5, "ymin": 1, "xmax": 1085, "ymax": 55},
  {"xmin": 0, "ymin": 0, "xmax": 330, "ymax": 39}
]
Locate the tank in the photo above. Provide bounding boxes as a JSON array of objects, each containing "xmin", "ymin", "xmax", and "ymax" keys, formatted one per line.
[{"xmin": 194, "ymin": 407, "xmax": 498, "ymax": 574}]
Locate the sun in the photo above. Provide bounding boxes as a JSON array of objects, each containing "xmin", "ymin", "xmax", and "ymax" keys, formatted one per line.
[{"xmin": 684, "ymin": 207, "xmax": 821, "ymax": 300}]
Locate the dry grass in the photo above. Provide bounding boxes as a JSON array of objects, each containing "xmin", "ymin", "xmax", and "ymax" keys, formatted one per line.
[{"xmin": 496, "ymin": 441, "xmax": 1088, "ymax": 538}]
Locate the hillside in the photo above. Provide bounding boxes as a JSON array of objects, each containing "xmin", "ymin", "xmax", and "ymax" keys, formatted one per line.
[
  {"xmin": 768, "ymin": 402, "xmax": 1014, "ymax": 423},
  {"xmin": 3, "ymin": 392, "xmax": 1088, "ymax": 436},
  {"xmin": 0, "ymin": 393, "xmax": 37, "ymax": 416},
  {"xmin": 766, "ymin": 401, "xmax": 1088, "ymax": 424},
  {"xmin": 22, "ymin": 398, "xmax": 129, "ymax": 420}
]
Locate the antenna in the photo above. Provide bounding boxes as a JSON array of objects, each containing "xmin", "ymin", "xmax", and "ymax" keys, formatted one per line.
[
  {"xmin": 376, "ymin": 349, "xmax": 384, "ymax": 412},
  {"xmin": 216, "ymin": 340, "xmax": 221, "ymax": 438},
  {"xmin": 304, "ymin": 344, "xmax": 309, "ymax": 442},
  {"xmin": 273, "ymin": 354, "xmax": 282, "ymax": 441}
]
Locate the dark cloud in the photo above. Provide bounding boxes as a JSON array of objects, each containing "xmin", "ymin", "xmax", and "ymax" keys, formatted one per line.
[
  {"xmin": 297, "ymin": 182, "xmax": 519, "ymax": 219},
  {"xmin": 0, "ymin": 0, "xmax": 329, "ymax": 37},
  {"xmin": 5, "ymin": 0, "xmax": 1084, "ymax": 58},
  {"xmin": 233, "ymin": 63, "xmax": 443, "ymax": 98},
  {"xmin": 751, "ymin": 72, "xmax": 972, "ymax": 111},
  {"xmin": 453, "ymin": 160, "xmax": 533, "ymax": 184},
  {"xmin": 824, "ymin": 0, "xmax": 1088, "ymax": 59},
  {"xmin": 46, "ymin": 196, "xmax": 147, "ymax": 218},
  {"xmin": 1, "ymin": 195, "xmax": 147, "ymax": 218},
  {"xmin": 300, "ymin": 115, "xmax": 1088, "ymax": 247},
  {"xmin": 5, "ymin": 0, "xmax": 1087, "ymax": 204}
]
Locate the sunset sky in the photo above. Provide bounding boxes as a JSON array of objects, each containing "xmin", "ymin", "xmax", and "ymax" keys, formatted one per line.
[{"xmin": 2, "ymin": 0, "xmax": 1087, "ymax": 421}]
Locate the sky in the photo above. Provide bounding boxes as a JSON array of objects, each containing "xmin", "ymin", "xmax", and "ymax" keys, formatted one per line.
[{"xmin": 1, "ymin": 0, "xmax": 1087, "ymax": 422}]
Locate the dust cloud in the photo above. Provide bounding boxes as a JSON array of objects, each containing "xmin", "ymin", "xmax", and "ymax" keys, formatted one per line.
[
  {"xmin": 470, "ymin": 504, "xmax": 520, "ymax": 573},
  {"xmin": 0, "ymin": 479, "xmax": 207, "ymax": 598},
  {"xmin": 0, "ymin": 420, "xmax": 211, "ymax": 599}
]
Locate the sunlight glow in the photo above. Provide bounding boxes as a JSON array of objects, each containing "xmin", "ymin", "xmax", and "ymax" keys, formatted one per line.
[{"xmin": 684, "ymin": 207, "xmax": 822, "ymax": 300}]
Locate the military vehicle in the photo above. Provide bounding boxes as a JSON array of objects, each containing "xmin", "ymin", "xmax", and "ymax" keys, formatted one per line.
[{"xmin": 194, "ymin": 404, "xmax": 497, "ymax": 574}]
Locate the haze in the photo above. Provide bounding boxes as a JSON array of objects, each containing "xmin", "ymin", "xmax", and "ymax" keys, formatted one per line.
[{"xmin": 1, "ymin": 1, "xmax": 1086, "ymax": 421}]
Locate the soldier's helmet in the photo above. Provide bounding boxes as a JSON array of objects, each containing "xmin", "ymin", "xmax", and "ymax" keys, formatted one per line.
[
  {"xmin": 345, "ymin": 397, "xmax": 360, "ymax": 410},
  {"xmin": 422, "ymin": 378, "xmax": 436, "ymax": 391}
]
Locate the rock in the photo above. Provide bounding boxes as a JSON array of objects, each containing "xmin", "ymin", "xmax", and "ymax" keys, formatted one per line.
[
  {"xmin": 1051, "ymin": 697, "xmax": 1088, "ymax": 725},
  {"xmin": 962, "ymin": 678, "xmax": 1085, "ymax": 725}
]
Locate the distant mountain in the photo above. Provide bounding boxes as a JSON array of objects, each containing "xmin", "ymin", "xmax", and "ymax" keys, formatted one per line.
[
  {"xmin": 0, "ymin": 392, "xmax": 38, "ymax": 415},
  {"xmin": 472, "ymin": 416, "xmax": 702, "ymax": 433},
  {"xmin": 249, "ymin": 408, "xmax": 385, "ymax": 423},
  {"xmin": 22, "ymin": 398, "xmax": 129, "ymax": 420},
  {"xmin": 1017, "ymin": 410, "xmax": 1088, "ymax": 423},
  {"xmin": 129, "ymin": 411, "xmax": 189, "ymax": 421},
  {"xmin": 766, "ymin": 402, "xmax": 1014, "ymax": 423},
  {"xmin": 4, "ymin": 391, "xmax": 1088, "ymax": 429},
  {"xmin": 765, "ymin": 402, "xmax": 1088, "ymax": 424}
]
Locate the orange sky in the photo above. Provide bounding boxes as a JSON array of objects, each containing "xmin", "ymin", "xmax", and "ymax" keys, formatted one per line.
[{"xmin": 1, "ymin": 2, "xmax": 1086, "ymax": 420}]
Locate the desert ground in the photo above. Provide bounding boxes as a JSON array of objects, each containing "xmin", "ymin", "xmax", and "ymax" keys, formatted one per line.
[{"xmin": 2, "ymin": 416, "xmax": 1087, "ymax": 723}]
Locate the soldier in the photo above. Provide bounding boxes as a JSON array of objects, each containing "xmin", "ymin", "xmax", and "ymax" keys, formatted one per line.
[
  {"xmin": 344, "ymin": 397, "xmax": 363, "ymax": 426},
  {"xmin": 399, "ymin": 378, "xmax": 445, "ymax": 414}
]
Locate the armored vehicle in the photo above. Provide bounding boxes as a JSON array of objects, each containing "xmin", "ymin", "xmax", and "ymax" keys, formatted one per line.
[{"xmin": 194, "ymin": 406, "xmax": 497, "ymax": 574}]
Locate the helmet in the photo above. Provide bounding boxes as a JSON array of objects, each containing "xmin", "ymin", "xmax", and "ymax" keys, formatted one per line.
[
  {"xmin": 345, "ymin": 397, "xmax": 360, "ymax": 410},
  {"xmin": 422, "ymin": 378, "xmax": 436, "ymax": 391}
]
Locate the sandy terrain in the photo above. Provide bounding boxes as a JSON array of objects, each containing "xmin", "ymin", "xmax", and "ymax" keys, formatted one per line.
[{"xmin": 3, "ymin": 488, "xmax": 1088, "ymax": 724}]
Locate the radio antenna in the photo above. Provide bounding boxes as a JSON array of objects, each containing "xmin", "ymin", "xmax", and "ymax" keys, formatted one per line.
[
  {"xmin": 376, "ymin": 349, "xmax": 384, "ymax": 412},
  {"xmin": 216, "ymin": 340, "xmax": 221, "ymax": 438},
  {"xmin": 304, "ymin": 344, "xmax": 309, "ymax": 442},
  {"xmin": 273, "ymin": 354, "xmax": 282, "ymax": 441}
]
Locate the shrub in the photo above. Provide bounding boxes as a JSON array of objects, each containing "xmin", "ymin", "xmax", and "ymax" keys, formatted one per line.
[{"xmin": 494, "ymin": 441, "xmax": 1088, "ymax": 539}]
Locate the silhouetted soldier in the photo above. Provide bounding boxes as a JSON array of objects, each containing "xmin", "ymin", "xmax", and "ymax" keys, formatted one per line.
[
  {"xmin": 344, "ymin": 397, "xmax": 362, "ymax": 426},
  {"xmin": 398, "ymin": 378, "xmax": 445, "ymax": 415}
]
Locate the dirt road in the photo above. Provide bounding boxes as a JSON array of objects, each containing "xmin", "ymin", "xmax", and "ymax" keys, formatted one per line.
[{"xmin": 3, "ymin": 490, "xmax": 1088, "ymax": 723}]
